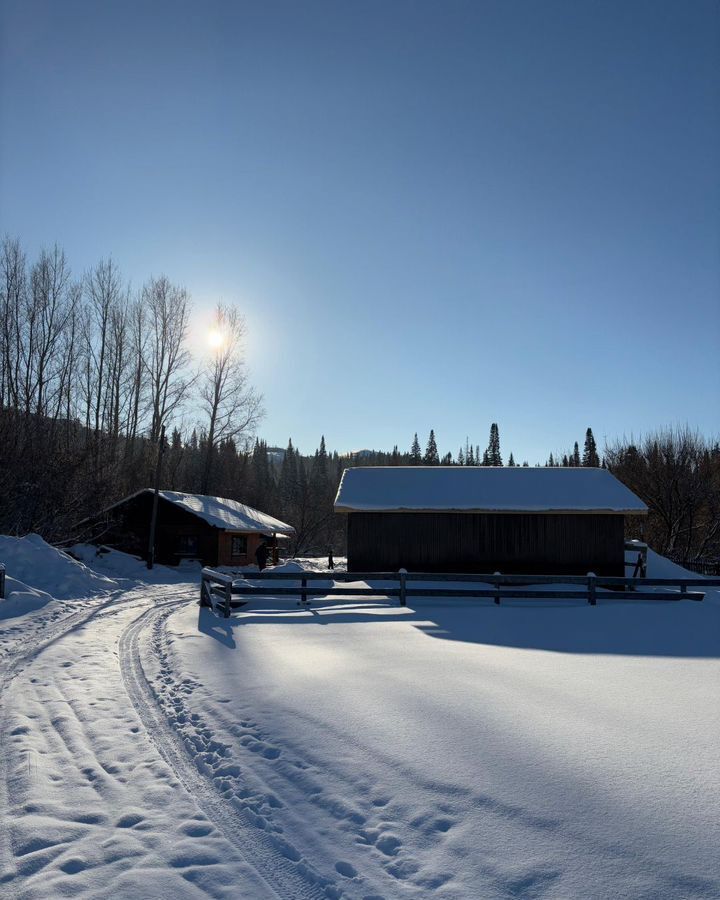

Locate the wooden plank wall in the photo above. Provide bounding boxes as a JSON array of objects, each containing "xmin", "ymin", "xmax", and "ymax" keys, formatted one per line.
[{"xmin": 347, "ymin": 512, "xmax": 626, "ymax": 576}]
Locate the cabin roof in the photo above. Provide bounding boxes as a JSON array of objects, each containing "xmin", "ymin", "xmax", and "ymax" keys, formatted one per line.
[
  {"xmin": 334, "ymin": 466, "xmax": 648, "ymax": 515},
  {"xmin": 104, "ymin": 489, "xmax": 295, "ymax": 534}
]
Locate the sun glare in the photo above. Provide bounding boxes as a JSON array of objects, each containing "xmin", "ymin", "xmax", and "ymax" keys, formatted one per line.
[{"xmin": 207, "ymin": 328, "xmax": 226, "ymax": 351}]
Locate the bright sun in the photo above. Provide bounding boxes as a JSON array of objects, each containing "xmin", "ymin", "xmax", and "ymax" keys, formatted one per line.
[{"xmin": 207, "ymin": 328, "xmax": 226, "ymax": 350}]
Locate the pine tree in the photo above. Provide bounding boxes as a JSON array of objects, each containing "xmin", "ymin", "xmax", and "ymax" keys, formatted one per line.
[
  {"xmin": 572, "ymin": 441, "xmax": 581, "ymax": 467},
  {"xmin": 278, "ymin": 438, "xmax": 298, "ymax": 516},
  {"xmin": 424, "ymin": 429, "xmax": 440, "ymax": 465},
  {"xmin": 507, "ymin": 452, "xmax": 515, "ymax": 466},
  {"xmin": 409, "ymin": 433, "xmax": 422, "ymax": 465},
  {"xmin": 582, "ymin": 428, "xmax": 600, "ymax": 467},
  {"xmin": 562, "ymin": 454, "xmax": 569, "ymax": 467},
  {"xmin": 457, "ymin": 447, "xmax": 465, "ymax": 466},
  {"xmin": 547, "ymin": 452, "xmax": 555, "ymax": 467},
  {"xmin": 467, "ymin": 444, "xmax": 475, "ymax": 466},
  {"xmin": 441, "ymin": 452, "xmax": 453, "ymax": 465},
  {"xmin": 484, "ymin": 423, "xmax": 503, "ymax": 465}
]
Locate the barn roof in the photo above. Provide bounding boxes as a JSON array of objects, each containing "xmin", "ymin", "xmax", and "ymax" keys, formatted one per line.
[
  {"xmin": 334, "ymin": 467, "xmax": 648, "ymax": 515},
  {"xmin": 104, "ymin": 489, "xmax": 295, "ymax": 534}
]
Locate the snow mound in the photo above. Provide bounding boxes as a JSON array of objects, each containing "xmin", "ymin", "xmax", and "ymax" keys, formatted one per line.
[
  {"xmin": 70, "ymin": 543, "xmax": 190, "ymax": 585},
  {"xmin": 0, "ymin": 575, "xmax": 54, "ymax": 620},
  {"xmin": 0, "ymin": 534, "xmax": 118, "ymax": 600}
]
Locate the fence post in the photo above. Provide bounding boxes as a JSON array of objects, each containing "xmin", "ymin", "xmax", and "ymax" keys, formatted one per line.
[
  {"xmin": 399, "ymin": 569, "xmax": 407, "ymax": 607},
  {"xmin": 225, "ymin": 580, "xmax": 232, "ymax": 618},
  {"xmin": 587, "ymin": 572, "xmax": 596, "ymax": 606},
  {"xmin": 301, "ymin": 576, "xmax": 307, "ymax": 606},
  {"xmin": 493, "ymin": 572, "xmax": 501, "ymax": 605},
  {"xmin": 0, "ymin": 563, "xmax": 5, "ymax": 600}
]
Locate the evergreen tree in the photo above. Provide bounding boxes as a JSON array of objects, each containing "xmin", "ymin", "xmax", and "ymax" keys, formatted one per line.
[
  {"xmin": 409, "ymin": 433, "xmax": 422, "ymax": 465},
  {"xmin": 423, "ymin": 429, "xmax": 440, "ymax": 465},
  {"xmin": 278, "ymin": 438, "xmax": 298, "ymax": 516},
  {"xmin": 484, "ymin": 423, "xmax": 502, "ymax": 465},
  {"xmin": 582, "ymin": 428, "xmax": 600, "ymax": 467},
  {"xmin": 572, "ymin": 441, "xmax": 581, "ymax": 467},
  {"xmin": 467, "ymin": 444, "xmax": 475, "ymax": 466},
  {"xmin": 507, "ymin": 452, "xmax": 515, "ymax": 467},
  {"xmin": 562, "ymin": 454, "xmax": 569, "ymax": 467},
  {"xmin": 441, "ymin": 452, "xmax": 453, "ymax": 465},
  {"xmin": 547, "ymin": 452, "xmax": 555, "ymax": 467},
  {"xmin": 457, "ymin": 447, "xmax": 465, "ymax": 466}
]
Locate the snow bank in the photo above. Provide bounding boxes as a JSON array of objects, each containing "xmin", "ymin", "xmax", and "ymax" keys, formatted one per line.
[
  {"xmin": 69, "ymin": 543, "xmax": 193, "ymax": 585},
  {"xmin": 0, "ymin": 575, "xmax": 54, "ymax": 620},
  {"xmin": 0, "ymin": 534, "xmax": 117, "ymax": 601}
]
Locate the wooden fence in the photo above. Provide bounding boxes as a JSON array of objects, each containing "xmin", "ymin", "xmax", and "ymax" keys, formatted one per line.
[
  {"xmin": 0, "ymin": 563, "xmax": 5, "ymax": 600},
  {"xmin": 200, "ymin": 567, "xmax": 716, "ymax": 618}
]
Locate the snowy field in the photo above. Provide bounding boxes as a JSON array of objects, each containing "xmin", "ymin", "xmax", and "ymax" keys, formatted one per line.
[{"xmin": 0, "ymin": 538, "xmax": 718, "ymax": 899}]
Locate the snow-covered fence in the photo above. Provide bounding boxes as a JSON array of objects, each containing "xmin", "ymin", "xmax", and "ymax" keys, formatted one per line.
[
  {"xmin": 201, "ymin": 568, "xmax": 235, "ymax": 617},
  {"xmin": 200, "ymin": 567, "xmax": 717, "ymax": 616}
]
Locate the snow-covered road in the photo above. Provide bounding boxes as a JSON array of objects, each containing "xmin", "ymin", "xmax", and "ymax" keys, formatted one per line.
[
  {"xmin": 0, "ymin": 541, "xmax": 718, "ymax": 899},
  {"xmin": 0, "ymin": 583, "xmax": 287, "ymax": 899}
]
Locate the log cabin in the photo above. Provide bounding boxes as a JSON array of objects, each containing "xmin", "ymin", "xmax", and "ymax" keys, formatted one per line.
[{"xmin": 86, "ymin": 489, "xmax": 295, "ymax": 567}]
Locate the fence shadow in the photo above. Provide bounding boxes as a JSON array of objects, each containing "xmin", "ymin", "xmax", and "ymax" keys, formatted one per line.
[
  {"xmin": 197, "ymin": 605, "xmax": 236, "ymax": 648},
  {"xmin": 201, "ymin": 593, "xmax": 720, "ymax": 659}
]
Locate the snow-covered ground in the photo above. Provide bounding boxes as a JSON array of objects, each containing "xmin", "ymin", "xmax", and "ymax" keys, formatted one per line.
[{"xmin": 0, "ymin": 539, "xmax": 718, "ymax": 898}]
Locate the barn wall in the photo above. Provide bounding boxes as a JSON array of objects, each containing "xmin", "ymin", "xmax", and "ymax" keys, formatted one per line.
[{"xmin": 346, "ymin": 512, "xmax": 625, "ymax": 576}]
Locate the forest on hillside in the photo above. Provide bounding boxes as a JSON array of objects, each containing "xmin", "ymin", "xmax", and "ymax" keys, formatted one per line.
[{"xmin": 1, "ymin": 238, "xmax": 719, "ymax": 561}]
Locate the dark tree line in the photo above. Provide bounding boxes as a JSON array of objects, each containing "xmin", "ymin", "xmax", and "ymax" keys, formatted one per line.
[{"xmin": 1, "ymin": 238, "xmax": 717, "ymax": 562}]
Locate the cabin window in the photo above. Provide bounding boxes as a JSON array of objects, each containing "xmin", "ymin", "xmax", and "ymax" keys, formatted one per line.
[
  {"xmin": 176, "ymin": 535, "xmax": 198, "ymax": 555},
  {"xmin": 231, "ymin": 535, "xmax": 248, "ymax": 557}
]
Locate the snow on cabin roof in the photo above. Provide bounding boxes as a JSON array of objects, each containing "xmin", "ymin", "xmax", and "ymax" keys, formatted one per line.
[
  {"xmin": 102, "ymin": 489, "xmax": 295, "ymax": 534},
  {"xmin": 334, "ymin": 467, "xmax": 648, "ymax": 515},
  {"xmin": 157, "ymin": 491, "xmax": 295, "ymax": 534}
]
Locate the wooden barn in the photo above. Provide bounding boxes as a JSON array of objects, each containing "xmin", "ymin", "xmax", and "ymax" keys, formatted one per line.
[
  {"xmin": 334, "ymin": 467, "xmax": 647, "ymax": 576},
  {"xmin": 88, "ymin": 490, "xmax": 295, "ymax": 567}
]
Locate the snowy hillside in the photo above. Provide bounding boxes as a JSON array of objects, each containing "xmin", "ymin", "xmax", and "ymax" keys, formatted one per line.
[{"xmin": 0, "ymin": 538, "xmax": 718, "ymax": 898}]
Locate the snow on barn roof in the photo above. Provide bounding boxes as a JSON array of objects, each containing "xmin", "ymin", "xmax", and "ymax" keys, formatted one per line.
[
  {"xmin": 334, "ymin": 467, "xmax": 648, "ymax": 515},
  {"xmin": 104, "ymin": 489, "xmax": 295, "ymax": 534}
]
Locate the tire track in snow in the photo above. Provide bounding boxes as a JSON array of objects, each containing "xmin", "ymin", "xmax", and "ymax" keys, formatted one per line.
[
  {"xmin": 118, "ymin": 601, "xmax": 334, "ymax": 900},
  {"xmin": 0, "ymin": 583, "xmax": 194, "ymax": 884}
]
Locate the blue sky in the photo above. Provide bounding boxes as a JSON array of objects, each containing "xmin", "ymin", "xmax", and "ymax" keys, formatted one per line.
[{"xmin": 1, "ymin": 0, "xmax": 718, "ymax": 463}]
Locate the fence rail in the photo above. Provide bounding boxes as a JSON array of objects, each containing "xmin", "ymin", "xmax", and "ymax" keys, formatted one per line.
[{"xmin": 200, "ymin": 567, "xmax": 715, "ymax": 618}]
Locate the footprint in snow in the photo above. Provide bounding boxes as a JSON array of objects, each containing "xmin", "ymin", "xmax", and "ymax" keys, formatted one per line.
[
  {"xmin": 116, "ymin": 812, "xmax": 144, "ymax": 828},
  {"xmin": 335, "ymin": 861, "xmax": 358, "ymax": 879}
]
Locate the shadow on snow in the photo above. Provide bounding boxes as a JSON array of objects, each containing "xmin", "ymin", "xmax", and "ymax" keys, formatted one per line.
[{"xmin": 196, "ymin": 588, "xmax": 720, "ymax": 658}]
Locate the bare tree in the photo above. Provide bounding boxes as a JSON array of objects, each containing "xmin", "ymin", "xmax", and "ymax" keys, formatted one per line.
[
  {"xmin": 199, "ymin": 304, "xmax": 263, "ymax": 494},
  {"xmin": 143, "ymin": 276, "xmax": 194, "ymax": 443},
  {"xmin": 606, "ymin": 426, "xmax": 720, "ymax": 558}
]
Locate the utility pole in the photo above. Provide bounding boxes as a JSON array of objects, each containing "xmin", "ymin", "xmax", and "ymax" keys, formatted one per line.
[{"xmin": 147, "ymin": 424, "xmax": 166, "ymax": 569}]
